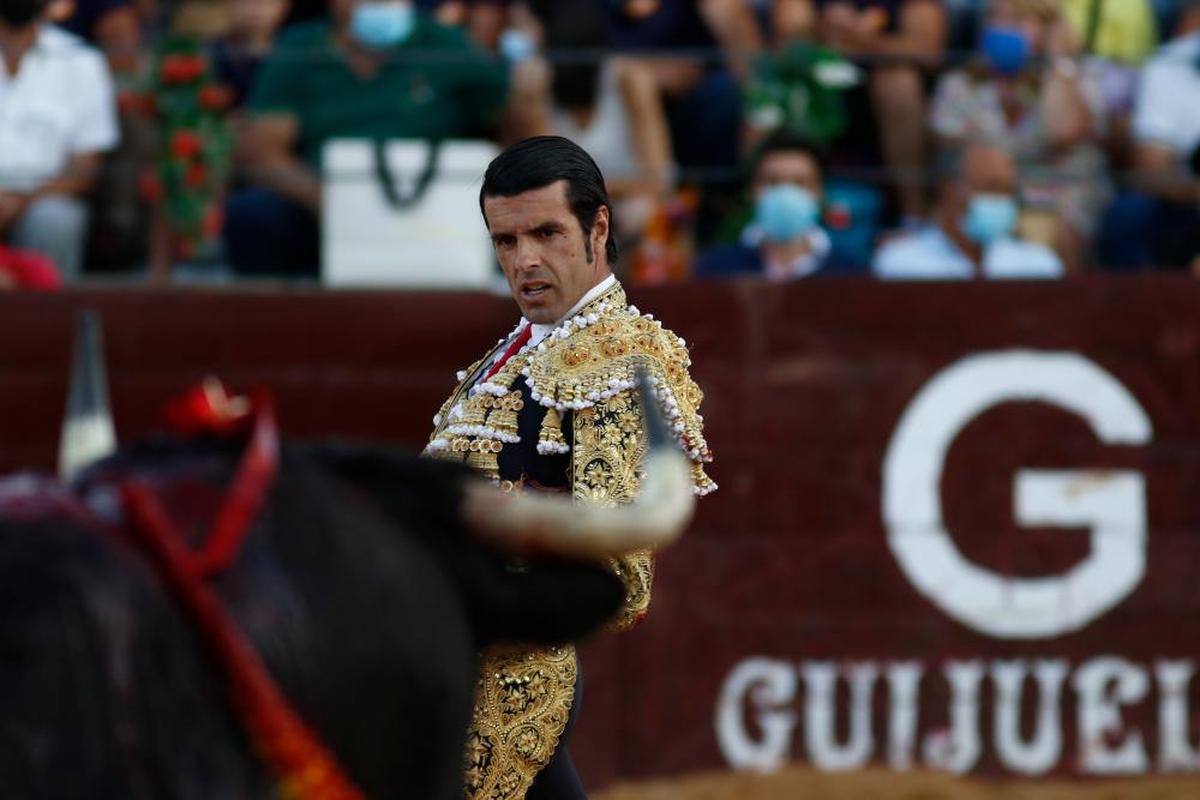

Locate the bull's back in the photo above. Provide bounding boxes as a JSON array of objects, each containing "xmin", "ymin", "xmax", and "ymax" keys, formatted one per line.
[{"xmin": 0, "ymin": 480, "xmax": 275, "ymax": 799}]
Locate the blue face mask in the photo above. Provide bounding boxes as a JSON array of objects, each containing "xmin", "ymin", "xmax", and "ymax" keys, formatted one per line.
[
  {"xmin": 981, "ymin": 26, "xmax": 1031, "ymax": 77},
  {"xmin": 962, "ymin": 193, "xmax": 1018, "ymax": 245},
  {"xmin": 350, "ymin": 1, "xmax": 416, "ymax": 50},
  {"xmin": 754, "ymin": 184, "xmax": 820, "ymax": 243}
]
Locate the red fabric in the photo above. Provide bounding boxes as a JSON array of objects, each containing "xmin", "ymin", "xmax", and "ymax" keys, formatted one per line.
[
  {"xmin": 191, "ymin": 397, "xmax": 279, "ymax": 579},
  {"xmin": 160, "ymin": 380, "xmax": 285, "ymax": 581},
  {"xmin": 123, "ymin": 483, "xmax": 364, "ymax": 800},
  {"xmin": 164, "ymin": 379, "xmax": 255, "ymax": 438},
  {"xmin": 0, "ymin": 245, "xmax": 61, "ymax": 290},
  {"xmin": 483, "ymin": 323, "xmax": 532, "ymax": 382}
]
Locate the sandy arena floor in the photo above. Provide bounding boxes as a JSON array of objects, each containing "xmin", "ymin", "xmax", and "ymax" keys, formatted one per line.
[{"xmin": 594, "ymin": 767, "xmax": 1200, "ymax": 800}]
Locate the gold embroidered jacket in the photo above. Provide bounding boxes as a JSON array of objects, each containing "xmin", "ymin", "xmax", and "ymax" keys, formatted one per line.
[{"xmin": 424, "ymin": 281, "xmax": 714, "ymax": 800}]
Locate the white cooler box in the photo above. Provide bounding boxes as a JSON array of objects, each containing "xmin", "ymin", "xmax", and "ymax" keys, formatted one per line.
[{"xmin": 321, "ymin": 138, "xmax": 499, "ymax": 288}]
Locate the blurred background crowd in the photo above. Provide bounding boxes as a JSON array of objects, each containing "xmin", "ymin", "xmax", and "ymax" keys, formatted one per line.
[{"xmin": 1, "ymin": 0, "xmax": 1199, "ymax": 287}]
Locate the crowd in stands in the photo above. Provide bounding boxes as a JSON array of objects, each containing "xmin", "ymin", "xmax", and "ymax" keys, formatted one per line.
[{"xmin": 1, "ymin": 0, "xmax": 1199, "ymax": 287}]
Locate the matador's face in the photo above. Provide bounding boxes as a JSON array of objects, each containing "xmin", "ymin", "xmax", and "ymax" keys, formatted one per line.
[{"xmin": 484, "ymin": 180, "xmax": 610, "ymax": 325}]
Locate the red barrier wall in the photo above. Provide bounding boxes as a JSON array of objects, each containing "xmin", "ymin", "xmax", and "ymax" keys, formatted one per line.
[{"xmin": 2, "ymin": 278, "xmax": 1199, "ymax": 789}]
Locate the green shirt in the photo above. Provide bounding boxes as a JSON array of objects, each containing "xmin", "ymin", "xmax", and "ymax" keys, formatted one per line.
[{"xmin": 249, "ymin": 17, "xmax": 510, "ymax": 168}]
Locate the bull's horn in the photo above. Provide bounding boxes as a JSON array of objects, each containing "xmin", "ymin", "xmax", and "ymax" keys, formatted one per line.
[
  {"xmin": 463, "ymin": 367, "xmax": 696, "ymax": 560},
  {"xmin": 58, "ymin": 310, "xmax": 116, "ymax": 483}
]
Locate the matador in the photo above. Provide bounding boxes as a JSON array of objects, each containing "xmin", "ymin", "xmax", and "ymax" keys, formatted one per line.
[{"xmin": 424, "ymin": 136, "xmax": 715, "ymax": 800}]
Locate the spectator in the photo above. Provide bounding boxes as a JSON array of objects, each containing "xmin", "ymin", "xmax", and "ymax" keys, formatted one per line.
[
  {"xmin": 49, "ymin": 0, "xmax": 142, "ymax": 75},
  {"xmin": 695, "ymin": 129, "xmax": 834, "ymax": 279},
  {"xmin": 430, "ymin": 0, "xmax": 514, "ymax": 52},
  {"xmin": 773, "ymin": 0, "xmax": 947, "ymax": 222},
  {"xmin": 208, "ymin": 0, "xmax": 290, "ymax": 109},
  {"xmin": 1098, "ymin": 0, "xmax": 1200, "ymax": 270},
  {"xmin": 930, "ymin": 0, "xmax": 1107, "ymax": 270},
  {"xmin": 541, "ymin": 0, "xmax": 673, "ymax": 239},
  {"xmin": 50, "ymin": 0, "xmax": 154, "ymax": 275},
  {"xmin": 226, "ymin": 0, "xmax": 512, "ymax": 278},
  {"xmin": 1060, "ymin": 0, "xmax": 1158, "ymax": 164},
  {"xmin": 597, "ymin": 0, "xmax": 762, "ymax": 76},
  {"xmin": 583, "ymin": 0, "xmax": 762, "ymax": 173},
  {"xmin": 743, "ymin": 29, "xmax": 862, "ymax": 149},
  {"xmin": 1061, "ymin": 0, "xmax": 1157, "ymax": 66},
  {"xmin": 873, "ymin": 140, "xmax": 1064, "ymax": 279},
  {"xmin": 0, "ymin": 0, "xmax": 119, "ymax": 279}
]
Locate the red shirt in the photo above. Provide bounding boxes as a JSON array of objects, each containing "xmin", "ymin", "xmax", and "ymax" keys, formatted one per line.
[{"xmin": 0, "ymin": 245, "xmax": 62, "ymax": 290}]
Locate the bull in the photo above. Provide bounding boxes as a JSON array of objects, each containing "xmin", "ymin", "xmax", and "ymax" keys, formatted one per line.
[{"xmin": 0, "ymin": 314, "xmax": 694, "ymax": 799}]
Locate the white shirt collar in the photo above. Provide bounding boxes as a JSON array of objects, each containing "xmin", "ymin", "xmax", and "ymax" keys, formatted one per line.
[
  {"xmin": 528, "ymin": 274, "xmax": 616, "ymax": 346},
  {"xmin": 479, "ymin": 274, "xmax": 619, "ymax": 382},
  {"xmin": 872, "ymin": 224, "xmax": 1062, "ymax": 280},
  {"xmin": 29, "ymin": 25, "xmax": 77, "ymax": 55},
  {"xmin": 741, "ymin": 224, "xmax": 832, "ymax": 279}
]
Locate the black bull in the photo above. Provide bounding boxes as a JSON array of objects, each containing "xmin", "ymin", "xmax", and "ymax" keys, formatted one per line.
[{"xmin": 0, "ymin": 436, "xmax": 635, "ymax": 799}]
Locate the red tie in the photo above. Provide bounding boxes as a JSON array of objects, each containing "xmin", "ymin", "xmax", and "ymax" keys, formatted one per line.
[{"xmin": 483, "ymin": 323, "xmax": 533, "ymax": 381}]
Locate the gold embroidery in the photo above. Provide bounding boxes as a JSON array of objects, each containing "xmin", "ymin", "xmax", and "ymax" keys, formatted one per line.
[
  {"xmin": 537, "ymin": 407, "xmax": 567, "ymax": 454},
  {"xmin": 463, "ymin": 646, "xmax": 577, "ymax": 800},
  {"xmin": 572, "ymin": 387, "xmax": 657, "ymax": 630},
  {"xmin": 466, "ymin": 445, "xmax": 499, "ymax": 476},
  {"xmin": 486, "ymin": 405, "xmax": 520, "ymax": 442}
]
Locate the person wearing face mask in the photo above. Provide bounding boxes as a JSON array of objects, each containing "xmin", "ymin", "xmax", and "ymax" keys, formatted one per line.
[
  {"xmin": 931, "ymin": 0, "xmax": 1108, "ymax": 272},
  {"xmin": 695, "ymin": 129, "xmax": 834, "ymax": 280},
  {"xmin": 873, "ymin": 140, "xmax": 1063, "ymax": 279},
  {"xmin": 1097, "ymin": 0, "xmax": 1200, "ymax": 271},
  {"xmin": 929, "ymin": 0, "xmax": 1108, "ymax": 271},
  {"xmin": 0, "ymin": 0, "xmax": 119, "ymax": 280},
  {"xmin": 226, "ymin": 0, "xmax": 512, "ymax": 277},
  {"xmin": 769, "ymin": 0, "xmax": 947, "ymax": 223}
]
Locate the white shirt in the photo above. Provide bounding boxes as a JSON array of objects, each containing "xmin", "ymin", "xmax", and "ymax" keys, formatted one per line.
[
  {"xmin": 0, "ymin": 25, "xmax": 119, "ymax": 192},
  {"xmin": 528, "ymin": 274, "xmax": 617, "ymax": 346},
  {"xmin": 741, "ymin": 224, "xmax": 832, "ymax": 280},
  {"xmin": 873, "ymin": 225, "xmax": 1064, "ymax": 280},
  {"xmin": 1132, "ymin": 33, "xmax": 1200, "ymax": 158}
]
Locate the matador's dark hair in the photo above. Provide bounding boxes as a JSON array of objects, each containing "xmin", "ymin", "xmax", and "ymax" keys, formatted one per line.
[{"xmin": 479, "ymin": 135, "xmax": 619, "ymax": 265}]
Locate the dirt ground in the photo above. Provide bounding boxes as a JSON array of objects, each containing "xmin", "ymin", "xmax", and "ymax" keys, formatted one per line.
[{"xmin": 594, "ymin": 766, "xmax": 1200, "ymax": 800}]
